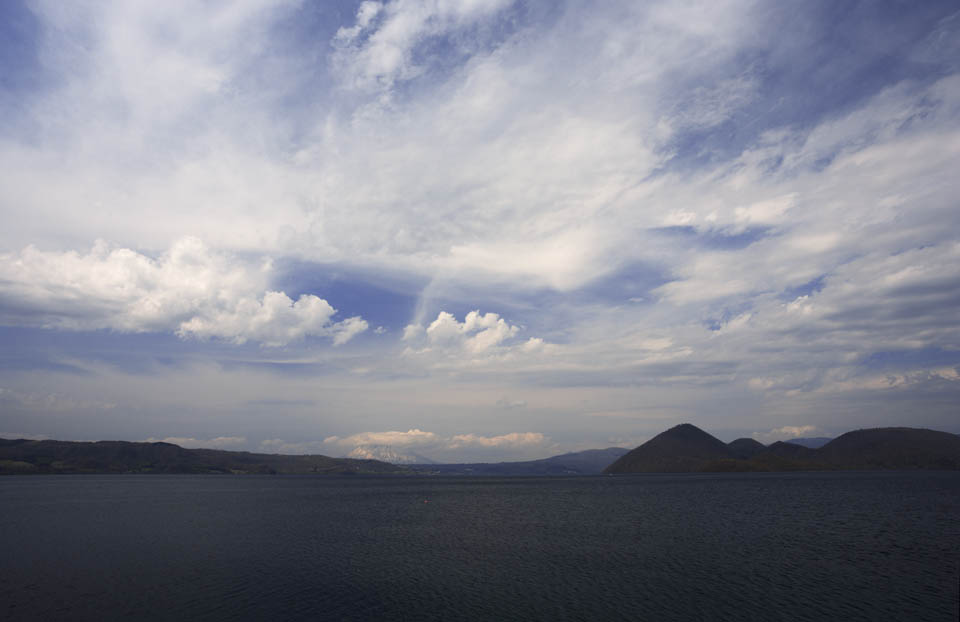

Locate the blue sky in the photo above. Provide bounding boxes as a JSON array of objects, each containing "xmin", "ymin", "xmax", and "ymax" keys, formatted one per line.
[{"xmin": 1, "ymin": 0, "xmax": 958, "ymax": 461}]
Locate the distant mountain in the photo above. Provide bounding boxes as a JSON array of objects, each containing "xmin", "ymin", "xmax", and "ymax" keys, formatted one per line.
[
  {"xmin": 408, "ymin": 447, "xmax": 629, "ymax": 476},
  {"xmin": 784, "ymin": 437, "xmax": 833, "ymax": 449},
  {"xmin": 727, "ymin": 438, "xmax": 766, "ymax": 459},
  {"xmin": 604, "ymin": 424, "xmax": 733, "ymax": 473},
  {"xmin": 604, "ymin": 424, "xmax": 960, "ymax": 473},
  {"xmin": 0, "ymin": 438, "xmax": 404, "ymax": 475},
  {"xmin": 348, "ymin": 445, "xmax": 435, "ymax": 465}
]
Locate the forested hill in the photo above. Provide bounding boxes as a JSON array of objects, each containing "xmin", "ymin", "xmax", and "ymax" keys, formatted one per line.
[{"xmin": 0, "ymin": 438, "xmax": 403, "ymax": 475}]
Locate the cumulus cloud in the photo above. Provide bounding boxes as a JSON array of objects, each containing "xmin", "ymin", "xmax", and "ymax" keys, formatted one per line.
[
  {"xmin": 0, "ymin": 238, "xmax": 367, "ymax": 346},
  {"xmin": 403, "ymin": 310, "xmax": 547, "ymax": 360}
]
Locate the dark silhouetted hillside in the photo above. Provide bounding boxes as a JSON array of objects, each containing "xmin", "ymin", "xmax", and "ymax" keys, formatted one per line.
[
  {"xmin": 816, "ymin": 427, "xmax": 960, "ymax": 470},
  {"xmin": 784, "ymin": 437, "xmax": 833, "ymax": 449},
  {"xmin": 604, "ymin": 424, "xmax": 733, "ymax": 473},
  {"xmin": 727, "ymin": 438, "xmax": 766, "ymax": 459},
  {"xmin": 745, "ymin": 441, "xmax": 820, "ymax": 471},
  {"xmin": 604, "ymin": 424, "xmax": 960, "ymax": 473},
  {"xmin": 0, "ymin": 438, "xmax": 403, "ymax": 475}
]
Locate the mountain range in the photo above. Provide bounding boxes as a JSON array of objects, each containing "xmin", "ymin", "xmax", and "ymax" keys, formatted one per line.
[
  {"xmin": 3, "ymin": 425, "xmax": 958, "ymax": 476},
  {"xmin": 604, "ymin": 424, "xmax": 960, "ymax": 473},
  {"xmin": 0, "ymin": 438, "xmax": 403, "ymax": 475}
]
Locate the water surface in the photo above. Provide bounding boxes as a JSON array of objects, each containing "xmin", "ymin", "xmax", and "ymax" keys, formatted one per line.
[{"xmin": 1, "ymin": 471, "xmax": 958, "ymax": 621}]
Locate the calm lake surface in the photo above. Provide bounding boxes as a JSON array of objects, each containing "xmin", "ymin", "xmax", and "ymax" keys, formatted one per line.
[{"xmin": 1, "ymin": 471, "xmax": 958, "ymax": 621}]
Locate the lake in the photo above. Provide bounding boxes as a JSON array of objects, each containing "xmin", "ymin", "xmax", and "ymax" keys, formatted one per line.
[{"xmin": 1, "ymin": 471, "xmax": 958, "ymax": 621}]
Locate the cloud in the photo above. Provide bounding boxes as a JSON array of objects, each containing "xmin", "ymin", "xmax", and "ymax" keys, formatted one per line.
[
  {"xmin": 0, "ymin": 238, "xmax": 367, "ymax": 346},
  {"xmin": 144, "ymin": 436, "xmax": 247, "ymax": 450},
  {"xmin": 323, "ymin": 428, "xmax": 439, "ymax": 448},
  {"xmin": 332, "ymin": 0, "xmax": 513, "ymax": 92},
  {"xmin": 427, "ymin": 310, "xmax": 518, "ymax": 352},
  {"xmin": 1, "ymin": 2, "xmax": 959, "ymax": 447},
  {"xmin": 752, "ymin": 426, "xmax": 818, "ymax": 444},
  {"xmin": 447, "ymin": 431, "xmax": 546, "ymax": 449},
  {"xmin": 403, "ymin": 310, "xmax": 547, "ymax": 361},
  {"xmin": 0, "ymin": 387, "xmax": 117, "ymax": 412},
  {"xmin": 317, "ymin": 428, "xmax": 552, "ymax": 460}
]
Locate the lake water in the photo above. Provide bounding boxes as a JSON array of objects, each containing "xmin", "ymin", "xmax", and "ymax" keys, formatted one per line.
[{"xmin": 1, "ymin": 472, "xmax": 958, "ymax": 621}]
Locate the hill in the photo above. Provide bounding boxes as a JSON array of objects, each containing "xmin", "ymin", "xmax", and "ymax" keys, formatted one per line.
[
  {"xmin": 0, "ymin": 438, "xmax": 404, "ymax": 475},
  {"xmin": 604, "ymin": 424, "xmax": 733, "ymax": 473},
  {"xmin": 816, "ymin": 427, "xmax": 960, "ymax": 470},
  {"xmin": 407, "ymin": 447, "xmax": 629, "ymax": 476},
  {"xmin": 604, "ymin": 424, "xmax": 960, "ymax": 473},
  {"xmin": 784, "ymin": 436, "xmax": 833, "ymax": 449},
  {"xmin": 727, "ymin": 437, "xmax": 766, "ymax": 459}
]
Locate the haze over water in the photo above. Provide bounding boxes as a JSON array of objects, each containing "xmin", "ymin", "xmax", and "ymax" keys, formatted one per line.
[{"xmin": 2, "ymin": 472, "xmax": 958, "ymax": 621}]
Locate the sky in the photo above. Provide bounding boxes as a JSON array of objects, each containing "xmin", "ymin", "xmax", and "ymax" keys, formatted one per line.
[{"xmin": 1, "ymin": 0, "xmax": 959, "ymax": 462}]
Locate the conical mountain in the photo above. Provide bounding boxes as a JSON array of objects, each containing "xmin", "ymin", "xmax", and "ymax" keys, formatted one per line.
[
  {"xmin": 727, "ymin": 437, "xmax": 766, "ymax": 459},
  {"xmin": 604, "ymin": 423, "xmax": 733, "ymax": 473}
]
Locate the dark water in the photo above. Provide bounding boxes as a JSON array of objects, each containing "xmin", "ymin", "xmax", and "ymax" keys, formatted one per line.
[{"xmin": 1, "ymin": 472, "xmax": 958, "ymax": 621}]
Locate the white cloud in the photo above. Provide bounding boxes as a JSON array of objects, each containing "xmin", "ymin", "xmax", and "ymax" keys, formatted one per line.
[
  {"xmin": 323, "ymin": 428, "xmax": 439, "ymax": 448},
  {"xmin": 403, "ymin": 310, "xmax": 531, "ymax": 358},
  {"xmin": 751, "ymin": 426, "xmax": 818, "ymax": 444},
  {"xmin": 315, "ymin": 428, "xmax": 552, "ymax": 460},
  {"xmin": 0, "ymin": 238, "xmax": 367, "ymax": 346}
]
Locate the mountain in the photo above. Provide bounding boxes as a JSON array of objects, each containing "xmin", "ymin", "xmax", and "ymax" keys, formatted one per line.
[
  {"xmin": 727, "ymin": 438, "xmax": 766, "ymax": 459},
  {"xmin": 348, "ymin": 445, "xmax": 435, "ymax": 465},
  {"xmin": 407, "ymin": 447, "xmax": 629, "ymax": 476},
  {"xmin": 763, "ymin": 441, "xmax": 817, "ymax": 459},
  {"xmin": 784, "ymin": 437, "xmax": 833, "ymax": 449},
  {"xmin": 744, "ymin": 441, "xmax": 820, "ymax": 471},
  {"xmin": 0, "ymin": 438, "xmax": 404, "ymax": 475},
  {"xmin": 816, "ymin": 427, "xmax": 960, "ymax": 470},
  {"xmin": 604, "ymin": 424, "xmax": 733, "ymax": 473},
  {"xmin": 604, "ymin": 424, "xmax": 960, "ymax": 473}
]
